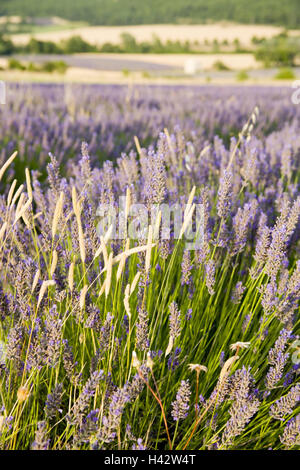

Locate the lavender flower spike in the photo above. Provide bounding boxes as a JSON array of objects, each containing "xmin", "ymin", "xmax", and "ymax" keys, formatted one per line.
[{"xmin": 171, "ymin": 380, "xmax": 191, "ymax": 421}]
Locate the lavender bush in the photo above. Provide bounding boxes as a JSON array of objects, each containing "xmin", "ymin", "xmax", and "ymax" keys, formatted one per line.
[{"xmin": 0, "ymin": 84, "xmax": 299, "ymax": 450}]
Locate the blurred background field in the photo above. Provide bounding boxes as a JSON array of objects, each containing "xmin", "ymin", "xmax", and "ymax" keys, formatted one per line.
[{"xmin": 0, "ymin": 0, "xmax": 299, "ymax": 85}]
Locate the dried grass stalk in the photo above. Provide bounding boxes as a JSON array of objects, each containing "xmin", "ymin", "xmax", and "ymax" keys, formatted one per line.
[
  {"xmin": 0, "ymin": 151, "xmax": 17, "ymax": 182},
  {"xmin": 52, "ymin": 192, "xmax": 64, "ymax": 239}
]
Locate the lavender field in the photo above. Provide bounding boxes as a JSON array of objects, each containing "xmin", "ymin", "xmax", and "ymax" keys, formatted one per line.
[{"xmin": 0, "ymin": 84, "xmax": 299, "ymax": 450}]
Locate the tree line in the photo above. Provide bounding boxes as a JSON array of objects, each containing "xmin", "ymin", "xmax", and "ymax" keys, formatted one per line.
[{"xmin": 0, "ymin": 0, "xmax": 299, "ymax": 29}]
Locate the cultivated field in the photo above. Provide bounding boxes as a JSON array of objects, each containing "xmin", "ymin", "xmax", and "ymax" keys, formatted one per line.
[
  {"xmin": 0, "ymin": 84, "xmax": 299, "ymax": 450},
  {"xmin": 10, "ymin": 23, "xmax": 292, "ymax": 47}
]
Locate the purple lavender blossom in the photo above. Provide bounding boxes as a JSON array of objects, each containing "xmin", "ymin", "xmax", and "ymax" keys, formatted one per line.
[
  {"xmin": 205, "ymin": 259, "xmax": 216, "ymax": 295},
  {"xmin": 265, "ymin": 329, "xmax": 292, "ymax": 390},
  {"xmin": 31, "ymin": 421, "xmax": 50, "ymax": 450},
  {"xmin": 231, "ymin": 282, "xmax": 246, "ymax": 304},
  {"xmin": 270, "ymin": 384, "xmax": 300, "ymax": 420},
  {"xmin": 217, "ymin": 169, "xmax": 232, "ymax": 219},
  {"xmin": 280, "ymin": 415, "xmax": 300, "ymax": 448},
  {"xmin": 171, "ymin": 380, "xmax": 191, "ymax": 421},
  {"xmin": 169, "ymin": 301, "xmax": 181, "ymax": 340}
]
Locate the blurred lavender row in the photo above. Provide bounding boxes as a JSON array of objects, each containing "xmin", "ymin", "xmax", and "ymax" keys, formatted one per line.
[{"xmin": 0, "ymin": 84, "xmax": 299, "ymax": 173}]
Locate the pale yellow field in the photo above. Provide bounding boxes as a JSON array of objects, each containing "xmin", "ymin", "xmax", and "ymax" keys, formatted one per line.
[
  {"xmin": 10, "ymin": 23, "xmax": 290, "ymax": 47},
  {"xmin": 74, "ymin": 52, "xmax": 259, "ymax": 70},
  {"xmin": 0, "ymin": 52, "xmax": 260, "ymax": 71},
  {"xmin": 1, "ymin": 67, "xmax": 298, "ymax": 87}
]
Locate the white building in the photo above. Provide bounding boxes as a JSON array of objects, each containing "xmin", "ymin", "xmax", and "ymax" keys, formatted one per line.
[{"xmin": 184, "ymin": 59, "xmax": 202, "ymax": 75}]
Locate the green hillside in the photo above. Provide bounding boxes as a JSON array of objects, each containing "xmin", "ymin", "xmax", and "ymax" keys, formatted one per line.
[{"xmin": 0, "ymin": 0, "xmax": 299, "ymax": 29}]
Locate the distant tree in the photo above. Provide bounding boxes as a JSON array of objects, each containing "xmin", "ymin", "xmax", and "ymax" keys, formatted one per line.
[
  {"xmin": 100, "ymin": 42, "xmax": 122, "ymax": 53},
  {"xmin": 41, "ymin": 60, "xmax": 68, "ymax": 73},
  {"xmin": 25, "ymin": 38, "xmax": 62, "ymax": 54},
  {"xmin": 212, "ymin": 39, "xmax": 220, "ymax": 52},
  {"xmin": 61, "ymin": 36, "xmax": 97, "ymax": 53},
  {"xmin": 251, "ymin": 36, "xmax": 266, "ymax": 45},
  {"xmin": 255, "ymin": 37, "xmax": 299, "ymax": 67},
  {"xmin": 8, "ymin": 58, "xmax": 25, "ymax": 69},
  {"xmin": 0, "ymin": 34, "xmax": 15, "ymax": 55},
  {"xmin": 120, "ymin": 33, "xmax": 138, "ymax": 53},
  {"xmin": 0, "ymin": 0, "xmax": 299, "ymax": 29}
]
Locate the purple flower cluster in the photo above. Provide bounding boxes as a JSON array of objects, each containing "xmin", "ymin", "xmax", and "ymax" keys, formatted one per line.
[{"xmin": 171, "ymin": 380, "xmax": 191, "ymax": 421}]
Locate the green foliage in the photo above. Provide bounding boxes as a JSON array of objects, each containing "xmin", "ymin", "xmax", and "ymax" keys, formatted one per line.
[
  {"xmin": 274, "ymin": 67, "xmax": 296, "ymax": 80},
  {"xmin": 7, "ymin": 58, "xmax": 68, "ymax": 73},
  {"xmin": 27, "ymin": 62, "xmax": 40, "ymax": 72},
  {"xmin": 236, "ymin": 70, "xmax": 249, "ymax": 81},
  {"xmin": 1, "ymin": 30, "xmax": 298, "ymax": 58},
  {"xmin": 251, "ymin": 36, "xmax": 267, "ymax": 45},
  {"xmin": 120, "ymin": 32, "xmax": 139, "ymax": 53},
  {"xmin": 8, "ymin": 57, "xmax": 26, "ymax": 70},
  {"xmin": 0, "ymin": 0, "xmax": 299, "ymax": 28},
  {"xmin": 60, "ymin": 35, "xmax": 98, "ymax": 53},
  {"xmin": 0, "ymin": 35, "xmax": 100, "ymax": 56},
  {"xmin": 255, "ymin": 36, "xmax": 300, "ymax": 67},
  {"xmin": 0, "ymin": 34, "xmax": 15, "ymax": 55},
  {"xmin": 24, "ymin": 38, "xmax": 63, "ymax": 54},
  {"xmin": 100, "ymin": 42, "xmax": 122, "ymax": 53},
  {"xmin": 41, "ymin": 60, "xmax": 68, "ymax": 73},
  {"xmin": 115, "ymin": 33, "xmax": 195, "ymax": 54},
  {"xmin": 213, "ymin": 60, "xmax": 231, "ymax": 71},
  {"xmin": 16, "ymin": 33, "xmax": 227, "ymax": 55}
]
